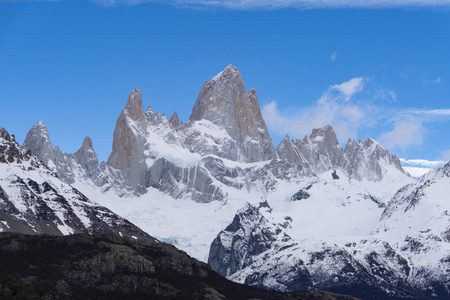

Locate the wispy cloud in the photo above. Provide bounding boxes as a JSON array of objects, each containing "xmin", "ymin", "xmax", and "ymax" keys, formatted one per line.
[
  {"xmin": 262, "ymin": 75, "xmax": 450, "ymax": 153},
  {"xmin": 400, "ymin": 158, "xmax": 446, "ymax": 168},
  {"xmin": 377, "ymin": 107, "xmax": 450, "ymax": 151},
  {"xmin": 89, "ymin": 0, "xmax": 450, "ymax": 9},
  {"xmin": 5, "ymin": 0, "xmax": 450, "ymax": 9},
  {"xmin": 329, "ymin": 77, "xmax": 364, "ymax": 101},
  {"xmin": 330, "ymin": 52, "xmax": 338, "ymax": 61},
  {"xmin": 378, "ymin": 121, "xmax": 426, "ymax": 151},
  {"xmin": 262, "ymin": 76, "xmax": 375, "ymax": 143},
  {"xmin": 410, "ymin": 109, "xmax": 450, "ymax": 117}
]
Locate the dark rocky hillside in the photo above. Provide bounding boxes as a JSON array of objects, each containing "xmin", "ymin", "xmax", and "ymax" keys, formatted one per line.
[{"xmin": 0, "ymin": 233, "xmax": 358, "ymax": 300}]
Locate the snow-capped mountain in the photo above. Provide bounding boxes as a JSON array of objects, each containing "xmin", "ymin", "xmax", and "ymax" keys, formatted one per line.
[
  {"xmin": 208, "ymin": 163, "xmax": 450, "ymax": 298},
  {"xmin": 189, "ymin": 64, "xmax": 276, "ymax": 163},
  {"xmin": 23, "ymin": 121, "xmax": 127, "ymax": 194},
  {"xmin": 0, "ymin": 127, "xmax": 153, "ymax": 242},
  {"xmin": 23, "ymin": 65, "xmax": 408, "ymax": 203},
  {"xmin": 16, "ymin": 64, "xmax": 449, "ymax": 299}
]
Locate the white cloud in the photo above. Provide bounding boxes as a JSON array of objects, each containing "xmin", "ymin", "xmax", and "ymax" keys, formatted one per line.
[
  {"xmin": 89, "ymin": 0, "xmax": 450, "ymax": 9},
  {"xmin": 400, "ymin": 158, "xmax": 446, "ymax": 168},
  {"xmin": 378, "ymin": 121, "xmax": 426, "ymax": 150},
  {"xmin": 411, "ymin": 109, "xmax": 450, "ymax": 117},
  {"xmin": 375, "ymin": 89, "xmax": 397, "ymax": 102},
  {"xmin": 9, "ymin": 0, "xmax": 450, "ymax": 9},
  {"xmin": 262, "ymin": 77, "xmax": 372, "ymax": 144},
  {"xmin": 262, "ymin": 76, "xmax": 449, "ymax": 152},
  {"xmin": 330, "ymin": 77, "xmax": 364, "ymax": 101},
  {"xmin": 400, "ymin": 158, "xmax": 447, "ymax": 178},
  {"xmin": 330, "ymin": 52, "xmax": 337, "ymax": 61}
]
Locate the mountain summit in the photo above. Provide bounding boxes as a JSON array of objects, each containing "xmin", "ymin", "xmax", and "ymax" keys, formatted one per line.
[
  {"xmin": 189, "ymin": 64, "xmax": 275, "ymax": 162},
  {"xmin": 107, "ymin": 86, "xmax": 148, "ymax": 191}
]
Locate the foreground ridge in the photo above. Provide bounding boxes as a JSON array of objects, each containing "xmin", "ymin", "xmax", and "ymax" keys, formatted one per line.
[{"xmin": 0, "ymin": 233, "xmax": 359, "ymax": 300}]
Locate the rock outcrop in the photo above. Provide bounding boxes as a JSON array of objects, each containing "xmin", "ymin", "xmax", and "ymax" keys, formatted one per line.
[
  {"xmin": 188, "ymin": 64, "xmax": 276, "ymax": 162},
  {"xmin": 107, "ymin": 87, "xmax": 149, "ymax": 192},
  {"xmin": 276, "ymin": 125, "xmax": 407, "ymax": 181},
  {"xmin": 209, "ymin": 202, "xmax": 434, "ymax": 299},
  {"xmin": 0, "ymin": 233, "xmax": 358, "ymax": 300}
]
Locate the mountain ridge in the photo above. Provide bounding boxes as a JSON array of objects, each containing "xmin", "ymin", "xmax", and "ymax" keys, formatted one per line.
[{"xmin": 10, "ymin": 64, "xmax": 444, "ymax": 299}]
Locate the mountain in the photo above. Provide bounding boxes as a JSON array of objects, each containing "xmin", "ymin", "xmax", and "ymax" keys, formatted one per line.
[
  {"xmin": 0, "ymin": 232, "xmax": 359, "ymax": 300},
  {"xmin": 276, "ymin": 125, "xmax": 406, "ymax": 181},
  {"xmin": 23, "ymin": 121, "xmax": 126, "ymax": 195},
  {"xmin": 0, "ymin": 127, "xmax": 152, "ymax": 242},
  {"xmin": 17, "ymin": 64, "xmax": 428, "ymax": 299},
  {"xmin": 375, "ymin": 162, "xmax": 450, "ymax": 297},
  {"xmin": 23, "ymin": 65, "xmax": 408, "ymax": 202},
  {"xmin": 189, "ymin": 64, "xmax": 276, "ymax": 162},
  {"xmin": 208, "ymin": 163, "xmax": 450, "ymax": 299}
]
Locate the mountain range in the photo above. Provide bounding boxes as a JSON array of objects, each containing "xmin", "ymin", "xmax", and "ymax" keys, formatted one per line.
[{"xmin": 1, "ymin": 64, "xmax": 449, "ymax": 299}]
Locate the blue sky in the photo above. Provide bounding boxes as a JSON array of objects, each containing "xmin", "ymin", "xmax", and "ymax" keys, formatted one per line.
[{"xmin": 1, "ymin": 0, "xmax": 450, "ymax": 167}]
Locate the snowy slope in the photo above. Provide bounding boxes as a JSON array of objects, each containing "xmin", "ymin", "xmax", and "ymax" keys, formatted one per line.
[
  {"xmin": 0, "ymin": 127, "xmax": 153, "ymax": 243},
  {"xmin": 208, "ymin": 164, "xmax": 450, "ymax": 298}
]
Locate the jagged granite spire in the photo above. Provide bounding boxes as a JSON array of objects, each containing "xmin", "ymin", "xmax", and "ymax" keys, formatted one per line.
[
  {"xmin": 124, "ymin": 86, "xmax": 146, "ymax": 122},
  {"xmin": 107, "ymin": 87, "xmax": 149, "ymax": 192},
  {"xmin": 276, "ymin": 134, "xmax": 302, "ymax": 164},
  {"xmin": 74, "ymin": 137, "xmax": 100, "ymax": 179},
  {"xmin": 23, "ymin": 121, "xmax": 54, "ymax": 164},
  {"xmin": 169, "ymin": 111, "xmax": 182, "ymax": 129},
  {"xmin": 23, "ymin": 121, "xmax": 76, "ymax": 183},
  {"xmin": 189, "ymin": 65, "xmax": 275, "ymax": 163},
  {"xmin": 343, "ymin": 137, "xmax": 405, "ymax": 181}
]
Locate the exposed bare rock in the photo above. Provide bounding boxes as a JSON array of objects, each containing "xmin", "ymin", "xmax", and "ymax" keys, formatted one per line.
[
  {"xmin": 169, "ymin": 111, "xmax": 182, "ymax": 129},
  {"xmin": 0, "ymin": 233, "xmax": 358, "ymax": 300},
  {"xmin": 188, "ymin": 64, "xmax": 276, "ymax": 163},
  {"xmin": 107, "ymin": 87, "xmax": 149, "ymax": 192}
]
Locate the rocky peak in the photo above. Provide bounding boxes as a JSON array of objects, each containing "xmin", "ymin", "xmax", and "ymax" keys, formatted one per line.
[
  {"xmin": 107, "ymin": 87, "xmax": 149, "ymax": 192},
  {"xmin": 190, "ymin": 64, "xmax": 246, "ymax": 125},
  {"xmin": 210, "ymin": 64, "xmax": 243, "ymax": 84},
  {"xmin": 276, "ymin": 134, "xmax": 302, "ymax": 163},
  {"xmin": 169, "ymin": 111, "xmax": 182, "ymax": 129},
  {"xmin": 124, "ymin": 86, "xmax": 145, "ymax": 123},
  {"xmin": 342, "ymin": 137, "xmax": 405, "ymax": 181},
  {"xmin": 0, "ymin": 128, "xmax": 28, "ymax": 164},
  {"xmin": 79, "ymin": 136, "xmax": 94, "ymax": 152},
  {"xmin": 145, "ymin": 105, "xmax": 156, "ymax": 124},
  {"xmin": 188, "ymin": 65, "xmax": 275, "ymax": 162},
  {"xmin": 0, "ymin": 128, "xmax": 12, "ymax": 143},
  {"xmin": 208, "ymin": 202, "xmax": 295, "ymax": 277},
  {"xmin": 23, "ymin": 121, "xmax": 55, "ymax": 164},
  {"xmin": 296, "ymin": 125, "xmax": 344, "ymax": 171},
  {"xmin": 309, "ymin": 125, "xmax": 339, "ymax": 146},
  {"xmin": 74, "ymin": 137, "xmax": 99, "ymax": 178}
]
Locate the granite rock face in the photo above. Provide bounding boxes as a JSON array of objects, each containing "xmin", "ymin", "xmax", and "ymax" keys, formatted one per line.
[
  {"xmin": 342, "ymin": 137, "xmax": 404, "ymax": 181},
  {"xmin": 23, "ymin": 121, "xmax": 75, "ymax": 184},
  {"xmin": 208, "ymin": 202, "xmax": 298, "ymax": 278},
  {"xmin": 107, "ymin": 87, "xmax": 149, "ymax": 192},
  {"xmin": 189, "ymin": 64, "xmax": 276, "ymax": 163},
  {"xmin": 276, "ymin": 125, "xmax": 406, "ymax": 181},
  {"xmin": 22, "ymin": 122, "xmax": 125, "ymax": 194}
]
